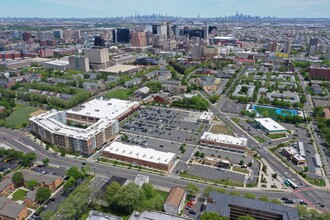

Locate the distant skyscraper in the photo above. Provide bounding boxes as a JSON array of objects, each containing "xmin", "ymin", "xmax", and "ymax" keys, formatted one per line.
[
  {"xmin": 53, "ymin": 29, "xmax": 63, "ymax": 39},
  {"xmin": 208, "ymin": 26, "xmax": 217, "ymax": 36},
  {"xmin": 131, "ymin": 31, "xmax": 147, "ymax": 47},
  {"xmin": 69, "ymin": 56, "xmax": 90, "ymax": 72},
  {"xmin": 152, "ymin": 24, "xmax": 159, "ymax": 35},
  {"xmin": 113, "ymin": 28, "xmax": 130, "ymax": 44},
  {"xmin": 309, "ymin": 38, "xmax": 318, "ymax": 52},
  {"xmin": 284, "ymin": 39, "xmax": 292, "ymax": 54},
  {"xmin": 172, "ymin": 25, "xmax": 180, "ymax": 38},
  {"xmin": 203, "ymin": 25, "xmax": 209, "ymax": 40},
  {"xmin": 268, "ymin": 41, "xmax": 279, "ymax": 52},
  {"xmin": 74, "ymin": 30, "xmax": 81, "ymax": 41},
  {"xmin": 63, "ymin": 29, "xmax": 73, "ymax": 41},
  {"xmin": 94, "ymin": 36, "xmax": 105, "ymax": 47},
  {"xmin": 156, "ymin": 25, "xmax": 167, "ymax": 40},
  {"xmin": 39, "ymin": 31, "xmax": 53, "ymax": 41},
  {"xmin": 22, "ymin": 32, "xmax": 32, "ymax": 41},
  {"xmin": 166, "ymin": 22, "xmax": 174, "ymax": 40},
  {"xmin": 327, "ymin": 47, "xmax": 330, "ymax": 60}
]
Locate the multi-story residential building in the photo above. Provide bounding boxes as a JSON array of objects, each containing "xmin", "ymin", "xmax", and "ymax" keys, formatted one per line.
[{"xmin": 30, "ymin": 98, "xmax": 139, "ymax": 154}]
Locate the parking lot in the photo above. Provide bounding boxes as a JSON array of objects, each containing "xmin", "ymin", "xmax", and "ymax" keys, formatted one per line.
[
  {"xmin": 197, "ymin": 147, "xmax": 253, "ymax": 165},
  {"xmin": 121, "ymin": 107, "xmax": 210, "ymax": 145},
  {"xmin": 120, "ymin": 133, "xmax": 196, "ymax": 162},
  {"xmin": 183, "ymin": 196, "xmax": 206, "ymax": 220},
  {"xmin": 186, "ymin": 164, "xmax": 246, "ymax": 183},
  {"xmin": 220, "ymin": 99, "xmax": 247, "ymax": 114},
  {"xmin": 31, "ymin": 166, "xmax": 67, "ymax": 177}
]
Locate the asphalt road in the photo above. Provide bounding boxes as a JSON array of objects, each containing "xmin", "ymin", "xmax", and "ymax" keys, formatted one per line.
[{"xmin": 1, "ymin": 127, "xmax": 329, "ymax": 211}]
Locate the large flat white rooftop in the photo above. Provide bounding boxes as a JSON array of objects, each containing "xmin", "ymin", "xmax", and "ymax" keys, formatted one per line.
[
  {"xmin": 30, "ymin": 110, "xmax": 115, "ymax": 140},
  {"xmin": 99, "ymin": 64, "xmax": 140, "ymax": 74},
  {"xmin": 66, "ymin": 98, "xmax": 140, "ymax": 120},
  {"xmin": 44, "ymin": 60, "xmax": 69, "ymax": 66},
  {"xmin": 200, "ymin": 132, "xmax": 247, "ymax": 147},
  {"xmin": 254, "ymin": 118, "xmax": 287, "ymax": 132},
  {"xmin": 103, "ymin": 142, "xmax": 176, "ymax": 165}
]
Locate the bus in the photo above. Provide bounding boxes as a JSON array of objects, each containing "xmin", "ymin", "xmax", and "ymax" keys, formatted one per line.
[{"xmin": 284, "ymin": 179, "xmax": 297, "ymax": 189}]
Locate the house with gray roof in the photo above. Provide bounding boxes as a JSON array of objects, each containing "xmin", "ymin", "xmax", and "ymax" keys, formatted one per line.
[
  {"xmin": 206, "ymin": 192, "xmax": 299, "ymax": 220},
  {"xmin": 0, "ymin": 197, "xmax": 28, "ymax": 220}
]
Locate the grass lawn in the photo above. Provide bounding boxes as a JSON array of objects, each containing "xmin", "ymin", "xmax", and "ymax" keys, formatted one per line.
[
  {"xmin": 104, "ymin": 88, "xmax": 131, "ymax": 100},
  {"xmin": 180, "ymin": 173, "xmax": 244, "ymax": 187},
  {"xmin": 255, "ymin": 136, "xmax": 266, "ymax": 143},
  {"xmin": 254, "ymin": 106, "xmax": 295, "ymax": 119},
  {"xmin": 231, "ymin": 117, "xmax": 240, "ymax": 124},
  {"xmin": 267, "ymin": 134, "xmax": 287, "ymax": 139},
  {"xmin": 210, "ymin": 125, "xmax": 234, "ymax": 136},
  {"xmin": 232, "ymin": 167, "xmax": 249, "ymax": 174},
  {"xmin": 5, "ymin": 104, "xmax": 39, "ymax": 128},
  {"xmin": 305, "ymin": 176, "xmax": 326, "ymax": 187},
  {"xmin": 12, "ymin": 189, "xmax": 28, "ymax": 201}
]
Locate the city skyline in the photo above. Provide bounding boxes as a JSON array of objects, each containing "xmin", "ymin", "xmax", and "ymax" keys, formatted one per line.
[{"xmin": 2, "ymin": 0, "xmax": 330, "ymax": 18}]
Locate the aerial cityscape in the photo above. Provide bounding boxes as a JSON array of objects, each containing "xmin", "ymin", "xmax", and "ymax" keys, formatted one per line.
[{"xmin": 0, "ymin": 1, "xmax": 330, "ymax": 220}]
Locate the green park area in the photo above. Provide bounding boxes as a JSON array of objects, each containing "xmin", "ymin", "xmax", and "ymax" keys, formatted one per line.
[
  {"xmin": 254, "ymin": 106, "xmax": 294, "ymax": 119},
  {"xmin": 104, "ymin": 88, "xmax": 131, "ymax": 100},
  {"xmin": 267, "ymin": 134, "xmax": 287, "ymax": 139},
  {"xmin": 5, "ymin": 104, "xmax": 39, "ymax": 128},
  {"xmin": 12, "ymin": 189, "xmax": 28, "ymax": 201}
]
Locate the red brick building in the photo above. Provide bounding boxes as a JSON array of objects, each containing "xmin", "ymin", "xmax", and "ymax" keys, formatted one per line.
[{"xmin": 309, "ymin": 67, "xmax": 330, "ymax": 81}]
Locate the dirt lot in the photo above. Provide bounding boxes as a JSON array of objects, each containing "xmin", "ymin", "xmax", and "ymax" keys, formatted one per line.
[
  {"xmin": 209, "ymin": 124, "xmax": 234, "ymax": 136},
  {"xmin": 30, "ymin": 109, "xmax": 47, "ymax": 117}
]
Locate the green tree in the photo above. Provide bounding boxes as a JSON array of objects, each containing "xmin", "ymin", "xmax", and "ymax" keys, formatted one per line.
[
  {"xmin": 26, "ymin": 179, "xmax": 38, "ymax": 190},
  {"xmin": 209, "ymin": 95, "xmax": 220, "ymax": 104},
  {"xmin": 12, "ymin": 172, "xmax": 24, "ymax": 187},
  {"xmin": 40, "ymin": 210, "xmax": 56, "ymax": 220},
  {"xmin": 194, "ymin": 151, "xmax": 201, "ymax": 157},
  {"xmin": 239, "ymin": 160, "xmax": 244, "ymax": 165},
  {"xmin": 55, "ymin": 184, "xmax": 91, "ymax": 219},
  {"xmin": 203, "ymin": 186, "xmax": 226, "ymax": 197},
  {"xmin": 201, "ymin": 212, "xmax": 228, "ymax": 220},
  {"xmin": 238, "ymin": 215, "xmax": 255, "ymax": 220},
  {"xmin": 186, "ymin": 183, "xmax": 199, "ymax": 196},
  {"xmin": 110, "ymin": 183, "xmax": 144, "ymax": 214},
  {"xmin": 20, "ymin": 153, "xmax": 36, "ymax": 166},
  {"xmin": 66, "ymin": 167, "xmax": 82, "ymax": 180},
  {"xmin": 142, "ymin": 183, "xmax": 156, "ymax": 199},
  {"xmin": 106, "ymin": 181, "xmax": 121, "ymax": 203},
  {"xmin": 64, "ymin": 177, "xmax": 76, "ymax": 191},
  {"xmin": 36, "ymin": 187, "xmax": 51, "ymax": 203},
  {"xmin": 42, "ymin": 158, "xmax": 49, "ymax": 166}
]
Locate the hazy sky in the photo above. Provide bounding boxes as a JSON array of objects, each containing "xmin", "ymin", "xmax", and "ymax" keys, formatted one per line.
[{"xmin": 2, "ymin": 0, "xmax": 330, "ymax": 18}]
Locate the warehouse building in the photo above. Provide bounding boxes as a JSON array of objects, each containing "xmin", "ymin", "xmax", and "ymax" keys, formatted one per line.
[
  {"xmin": 199, "ymin": 132, "xmax": 247, "ymax": 153},
  {"xmin": 254, "ymin": 118, "xmax": 287, "ymax": 134},
  {"xmin": 43, "ymin": 60, "xmax": 70, "ymax": 71},
  {"xmin": 102, "ymin": 142, "xmax": 176, "ymax": 172}
]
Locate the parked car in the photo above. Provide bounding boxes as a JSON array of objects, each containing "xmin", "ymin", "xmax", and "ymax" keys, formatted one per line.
[{"xmin": 189, "ymin": 210, "xmax": 197, "ymax": 215}]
